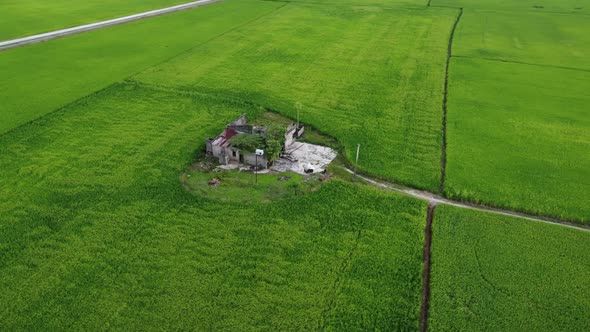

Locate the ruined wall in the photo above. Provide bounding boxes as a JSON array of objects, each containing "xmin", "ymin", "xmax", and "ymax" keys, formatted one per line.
[
  {"xmin": 244, "ymin": 153, "xmax": 268, "ymax": 168},
  {"xmin": 230, "ymin": 113, "xmax": 247, "ymax": 126}
]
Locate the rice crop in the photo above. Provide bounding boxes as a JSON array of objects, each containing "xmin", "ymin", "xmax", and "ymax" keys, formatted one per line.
[
  {"xmin": 0, "ymin": 82, "xmax": 427, "ymax": 329},
  {"xmin": 429, "ymin": 205, "xmax": 590, "ymax": 331}
]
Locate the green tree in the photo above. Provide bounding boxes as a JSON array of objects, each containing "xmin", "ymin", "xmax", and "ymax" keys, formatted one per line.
[
  {"xmin": 230, "ymin": 134, "xmax": 264, "ymax": 153},
  {"xmin": 264, "ymin": 124, "xmax": 286, "ymax": 162}
]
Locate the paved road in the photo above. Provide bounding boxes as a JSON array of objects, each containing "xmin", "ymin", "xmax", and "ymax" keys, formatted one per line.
[
  {"xmin": 342, "ymin": 167, "xmax": 590, "ymax": 232},
  {"xmin": 0, "ymin": 0, "xmax": 222, "ymax": 51}
]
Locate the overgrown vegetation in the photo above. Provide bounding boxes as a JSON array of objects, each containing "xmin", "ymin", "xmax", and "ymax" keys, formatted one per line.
[
  {"xmin": 429, "ymin": 205, "xmax": 590, "ymax": 331},
  {"xmin": 229, "ymin": 133, "xmax": 265, "ymax": 153},
  {"xmin": 263, "ymin": 124, "xmax": 287, "ymax": 162},
  {"xmin": 229, "ymin": 123, "xmax": 286, "ymax": 162}
]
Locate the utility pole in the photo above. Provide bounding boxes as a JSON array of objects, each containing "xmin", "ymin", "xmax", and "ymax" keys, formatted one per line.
[
  {"xmin": 295, "ymin": 102, "xmax": 302, "ymax": 130},
  {"xmin": 355, "ymin": 144, "xmax": 360, "ymax": 176}
]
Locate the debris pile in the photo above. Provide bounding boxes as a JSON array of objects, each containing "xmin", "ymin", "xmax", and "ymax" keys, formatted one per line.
[{"xmin": 271, "ymin": 142, "xmax": 337, "ymax": 175}]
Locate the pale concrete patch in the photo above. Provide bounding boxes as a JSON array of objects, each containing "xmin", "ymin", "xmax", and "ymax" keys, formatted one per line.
[
  {"xmin": 213, "ymin": 142, "xmax": 337, "ymax": 175},
  {"xmin": 217, "ymin": 162, "xmax": 239, "ymax": 170},
  {"xmin": 271, "ymin": 142, "xmax": 337, "ymax": 175}
]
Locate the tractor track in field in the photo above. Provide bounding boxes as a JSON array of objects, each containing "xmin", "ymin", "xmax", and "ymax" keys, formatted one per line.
[
  {"xmin": 439, "ymin": 7, "xmax": 463, "ymax": 195},
  {"xmin": 317, "ymin": 228, "xmax": 362, "ymax": 329},
  {"xmin": 343, "ymin": 167, "xmax": 590, "ymax": 232},
  {"xmin": 419, "ymin": 203, "xmax": 436, "ymax": 332},
  {"xmin": 0, "ymin": 0, "xmax": 222, "ymax": 51}
]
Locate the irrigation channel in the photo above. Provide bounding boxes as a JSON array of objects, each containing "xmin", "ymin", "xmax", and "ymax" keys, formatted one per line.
[
  {"xmin": 342, "ymin": 166, "xmax": 589, "ymax": 330},
  {"xmin": 0, "ymin": 0, "xmax": 222, "ymax": 51},
  {"xmin": 439, "ymin": 7, "xmax": 463, "ymax": 194}
]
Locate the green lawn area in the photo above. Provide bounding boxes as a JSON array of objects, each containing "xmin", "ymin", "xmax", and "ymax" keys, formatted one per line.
[
  {"xmin": 431, "ymin": 0, "xmax": 589, "ymax": 14},
  {"xmin": 445, "ymin": 57, "xmax": 590, "ymax": 222},
  {"xmin": 135, "ymin": 3, "xmax": 457, "ymax": 191},
  {"xmin": 0, "ymin": 0, "xmax": 196, "ymax": 40},
  {"xmin": 429, "ymin": 205, "xmax": 590, "ymax": 331},
  {"xmin": 454, "ymin": 10, "xmax": 590, "ymax": 70},
  {"xmin": 0, "ymin": 0, "xmax": 282, "ymax": 136},
  {"xmin": 182, "ymin": 169, "xmax": 320, "ymax": 204},
  {"xmin": 0, "ymin": 82, "xmax": 427, "ymax": 329}
]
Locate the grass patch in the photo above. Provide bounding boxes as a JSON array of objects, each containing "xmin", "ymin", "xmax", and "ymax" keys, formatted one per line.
[
  {"xmin": 182, "ymin": 167, "xmax": 326, "ymax": 203},
  {"xmin": 134, "ymin": 3, "xmax": 458, "ymax": 191},
  {"xmin": 429, "ymin": 205, "xmax": 590, "ymax": 331},
  {"xmin": 0, "ymin": 82, "xmax": 426, "ymax": 329}
]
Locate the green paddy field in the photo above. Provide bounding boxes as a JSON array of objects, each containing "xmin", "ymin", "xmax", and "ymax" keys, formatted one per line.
[
  {"xmin": 429, "ymin": 205, "xmax": 590, "ymax": 331},
  {"xmin": 0, "ymin": 0, "xmax": 195, "ymax": 40},
  {"xmin": 0, "ymin": 0, "xmax": 588, "ymax": 329}
]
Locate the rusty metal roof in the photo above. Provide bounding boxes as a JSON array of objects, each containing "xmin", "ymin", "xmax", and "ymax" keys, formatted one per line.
[{"xmin": 212, "ymin": 127, "xmax": 239, "ymax": 148}]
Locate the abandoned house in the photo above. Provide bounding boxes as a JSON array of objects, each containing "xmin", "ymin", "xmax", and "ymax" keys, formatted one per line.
[{"xmin": 206, "ymin": 113, "xmax": 304, "ymax": 169}]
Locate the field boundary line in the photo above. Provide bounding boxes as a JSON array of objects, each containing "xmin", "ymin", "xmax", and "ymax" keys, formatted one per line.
[
  {"xmin": 0, "ymin": 0, "xmax": 222, "ymax": 51},
  {"xmin": 429, "ymin": 4, "xmax": 590, "ymax": 16},
  {"xmin": 419, "ymin": 203, "xmax": 436, "ymax": 332},
  {"xmin": 439, "ymin": 7, "xmax": 463, "ymax": 194},
  {"xmin": 453, "ymin": 55, "xmax": 590, "ymax": 73},
  {"xmin": 342, "ymin": 167, "xmax": 590, "ymax": 232},
  {"xmin": 317, "ymin": 228, "xmax": 362, "ymax": 329}
]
